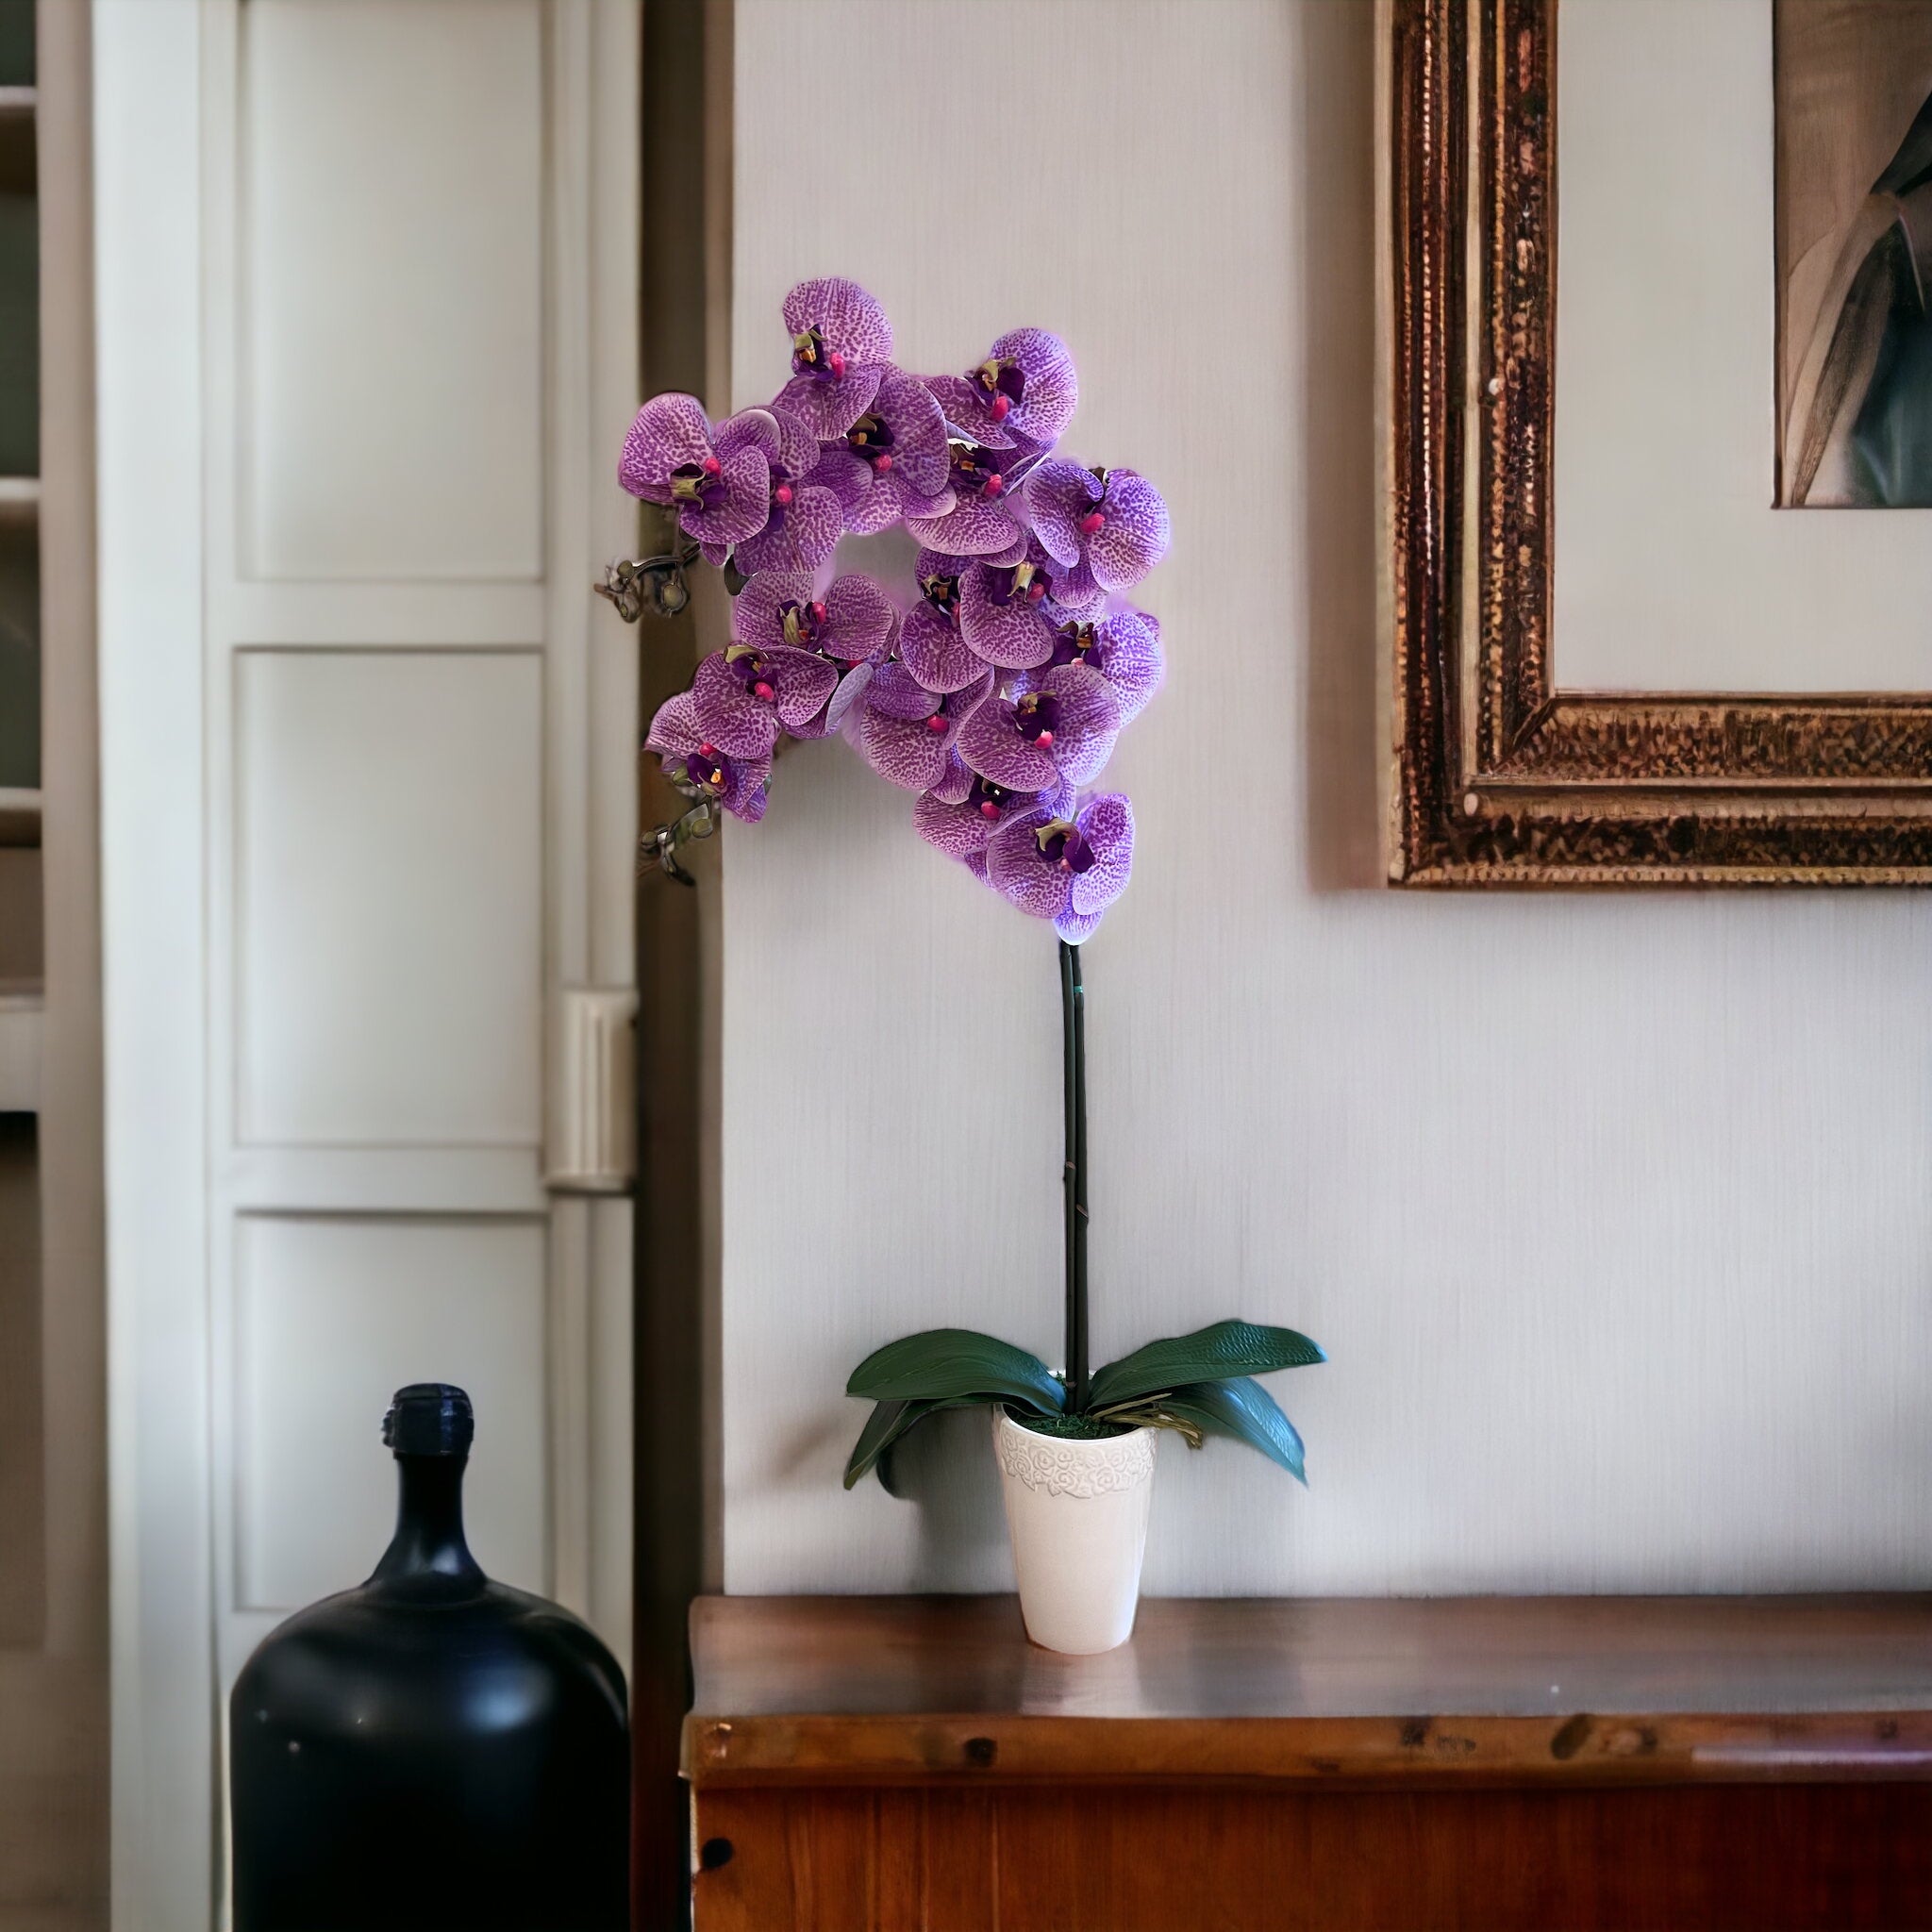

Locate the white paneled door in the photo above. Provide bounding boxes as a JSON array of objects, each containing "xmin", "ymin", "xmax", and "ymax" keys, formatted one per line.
[{"xmin": 94, "ymin": 3, "xmax": 641, "ymax": 1924}]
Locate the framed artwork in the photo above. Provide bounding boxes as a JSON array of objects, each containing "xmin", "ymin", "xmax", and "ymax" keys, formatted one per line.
[{"xmin": 1379, "ymin": 0, "xmax": 1932, "ymax": 886}]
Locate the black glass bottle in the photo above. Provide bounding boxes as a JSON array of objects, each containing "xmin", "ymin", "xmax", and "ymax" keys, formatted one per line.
[{"xmin": 230, "ymin": 1384, "xmax": 629, "ymax": 1932}]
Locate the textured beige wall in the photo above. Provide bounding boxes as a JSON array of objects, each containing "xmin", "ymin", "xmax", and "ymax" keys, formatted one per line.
[{"xmin": 723, "ymin": 0, "xmax": 1932, "ymax": 1597}]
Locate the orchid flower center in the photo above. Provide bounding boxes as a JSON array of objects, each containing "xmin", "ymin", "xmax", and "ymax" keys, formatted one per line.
[
  {"xmin": 1077, "ymin": 466, "xmax": 1111, "ymax": 537},
  {"xmin": 669, "ymin": 454, "xmax": 726, "ymax": 509},
  {"xmin": 946, "ymin": 439, "xmax": 1007, "ymax": 499},
  {"xmin": 920, "ymin": 572, "xmax": 961, "ymax": 618},
  {"xmin": 681, "ymin": 741, "xmax": 735, "ymax": 797},
  {"xmin": 778, "ymin": 599, "xmax": 827, "ymax": 651},
  {"xmin": 791, "ymin": 325, "xmax": 846, "ymax": 383},
  {"xmin": 970, "ymin": 776, "xmax": 1012, "ymax": 823},
  {"xmin": 971, "ymin": 356, "xmax": 1026, "ymax": 423},
  {"xmin": 988, "ymin": 560, "xmax": 1047, "ymax": 608},
  {"xmin": 1012, "ymin": 690, "xmax": 1060, "ymax": 749},
  {"xmin": 845, "ymin": 412, "xmax": 895, "ymax": 473},
  {"xmin": 1034, "ymin": 817, "xmax": 1094, "ymax": 874},
  {"xmin": 1050, "ymin": 619, "xmax": 1103, "ymax": 669},
  {"xmin": 724, "ymin": 643, "xmax": 785, "ymax": 707},
  {"xmin": 922, "ymin": 685, "xmax": 976, "ymax": 736}
]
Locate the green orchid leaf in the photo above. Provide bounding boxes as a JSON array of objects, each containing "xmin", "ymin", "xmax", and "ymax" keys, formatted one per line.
[
  {"xmin": 845, "ymin": 1329, "xmax": 1064, "ymax": 1414},
  {"xmin": 1160, "ymin": 1375, "xmax": 1308, "ymax": 1484},
  {"xmin": 843, "ymin": 1395, "xmax": 989, "ymax": 1491},
  {"xmin": 1088, "ymin": 1318, "xmax": 1324, "ymax": 1409},
  {"xmin": 843, "ymin": 1399, "xmax": 917, "ymax": 1490}
]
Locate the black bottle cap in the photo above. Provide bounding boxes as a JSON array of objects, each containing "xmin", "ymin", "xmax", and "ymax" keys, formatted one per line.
[{"xmin": 382, "ymin": 1383, "xmax": 475, "ymax": 1457}]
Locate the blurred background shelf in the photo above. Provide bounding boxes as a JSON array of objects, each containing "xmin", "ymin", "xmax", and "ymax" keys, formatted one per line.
[
  {"xmin": 0, "ymin": 988, "xmax": 39, "ymax": 1109},
  {"xmin": 0, "ymin": 783, "xmax": 37, "ymax": 841}
]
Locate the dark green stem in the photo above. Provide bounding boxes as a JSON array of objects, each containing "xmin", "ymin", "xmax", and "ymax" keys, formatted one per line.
[{"xmin": 1059, "ymin": 941, "xmax": 1089, "ymax": 1411}]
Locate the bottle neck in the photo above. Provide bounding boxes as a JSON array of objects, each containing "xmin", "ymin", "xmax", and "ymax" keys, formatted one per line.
[{"xmin": 371, "ymin": 1453, "xmax": 484, "ymax": 1586}]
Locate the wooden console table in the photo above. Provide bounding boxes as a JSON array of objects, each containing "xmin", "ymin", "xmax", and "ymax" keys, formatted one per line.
[{"xmin": 684, "ymin": 1592, "xmax": 1932, "ymax": 1930}]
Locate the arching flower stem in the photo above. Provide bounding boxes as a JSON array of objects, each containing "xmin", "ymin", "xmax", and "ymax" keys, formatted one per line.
[{"xmin": 1060, "ymin": 939, "xmax": 1090, "ymax": 1411}]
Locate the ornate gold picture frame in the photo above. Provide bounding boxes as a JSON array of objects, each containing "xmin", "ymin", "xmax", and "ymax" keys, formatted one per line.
[{"xmin": 1380, "ymin": 0, "xmax": 1932, "ymax": 886}]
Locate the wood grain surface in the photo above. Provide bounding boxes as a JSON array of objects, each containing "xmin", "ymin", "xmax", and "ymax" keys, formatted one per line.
[{"xmin": 687, "ymin": 1594, "xmax": 1932, "ymax": 1929}]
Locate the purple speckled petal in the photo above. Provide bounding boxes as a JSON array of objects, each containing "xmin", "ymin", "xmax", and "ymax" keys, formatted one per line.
[
  {"xmin": 731, "ymin": 571, "xmax": 816, "ymax": 650},
  {"xmin": 861, "ymin": 708, "xmax": 954, "ymax": 791},
  {"xmin": 872, "ymin": 369, "xmax": 952, "ymax": 497},
  {"xmin": 928, "ymin": 751, "xmax": 974, "ymax": 806},
  {"xmin": 648, "ymin": 693, "xmax": 772, "ymax": 824},
  {"xmin": 905, "ymin": 492, "xmax": 1026, "ymax": 558},
  {"xmin": 690, "ymin": 653, "xmax": 782, "ymax": 758},
  {"xmin": 699, "ymin": 539, "xmax": 733, "ymax": 569},
  {"xmin": 1070, "ymin": 792, "xmax": 1134, "ymax": 912},
  {"xmin": 913, "ymin": 546, "xmax": 973, "ymax": 586},
  {"xmin": 841, "ymin": 468, "xmax": 914, "ymax": 536},
  {"xmin": 991, "ymin": 327, "xmax": 1078, "ymax": 443},
  {"xmin": 646, "ymin": 690, "xmax": 702, "ymax": 758},
  {"xmin": 824, "ymin": 660, "xmax": 874, "ymax": 732},
  {"xmin": 783, "ymin": 276, "xmax": 893, "ymax": 365},
  {"xmin": 723, "ymin": 767, "xmax": 769, "ymax": 823},
  {"xmin": 1037, "ymin": 663, "xmax": 1123, "ymax": 786},
  {"xmin": 1086, "ymin": 470, "xmax": 1171, "ymax": 592},
  {"xmin": 898, "ymin": 602, "xmax": 984, "ymax": 693},
  {"xmin": 776, "ymin": 364, "xmax": 882, "ymax": 441},
  {"xmin": 980, "ymin": 526, "xmax": 1033, "ymax": 568},
  {"xmin": 732, "ymin": 478, "xmax": 844, "ymax": 575},
  {"xmin": 924, "ymin": 373, "xmax": 1019, "ymax": 449},
  {"xmin": 713, "ymin": 408, "xmax": 782, "ymax": 462},
  {"xmin": 956, "ymin": 698, "xmax": 1061, "ymax": 791},
  {"xmin": 810, "ymin": 445, "xmax": 875, "ymax": 525},
  {"xmin": 915, "ymin": 791, "xmax": 1002, "ymax": 858},
  {"xmin": 1054, "ymin": 905, "xmax": 1105, "ymax": 943},
  {"xmin": 1094, "ymin": 607, "xmax": 1164, "ymax": 719},
  {"xmin": 1023, "ymin": 458, "xmax": 1103, "ymax": 565},
  {"xmin": 619, "ymin": 392, "xmax": 713, "ymax": 500},
  {"xmin": 985, "ymin": 808, "xmax": 1074, "ymax": 921},
  {"xmin": 840, "ymin": 473, "xmax": 901, "ymax": 536},
  {"xmin": 960, "ymin": 565, "xmax": 1055, "ymax": 670},
  {"xmin": 964, "ymin": 850, "xmax": 991, "ymax": 885},
  {"xmin": 787, "ymin": 484, "xmax": 847, "ymax": 568},
  {"xmin": 678, "ymin": 444, "xmax": 771, "ymax": 546},
  {"xmin": 1045, "ymin": 557, "xmax": 1105, "ymax": 612},
  {"xmin": 865, "ymin": 660, "xmax": 941, "ymax": 722},
  {"xmin": 821, "ymin": 573, "xmax": 897, "ymax": 664},
  {"xmin": 897, "ymin": 481, "xmax": 959, "ymax": 525},
  {"xmin": 764, "ymin": 645, "xmax": 840, "ymax": 731},
  {"xmin": 771, "ymin": 410, "xmax": 819, "ymax": 481}
]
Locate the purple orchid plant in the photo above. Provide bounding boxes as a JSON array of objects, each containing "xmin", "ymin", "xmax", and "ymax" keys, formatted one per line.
[{"xmin": 607, "ymin": 277, "xmax": 1322, "ymax": 1486}]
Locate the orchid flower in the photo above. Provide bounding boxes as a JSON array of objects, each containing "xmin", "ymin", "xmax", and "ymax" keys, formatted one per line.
[
  {"xmin": 898, "ymin": 553, "xmax": 994, "ymax": 693},
  {"xmin": 925, "ymin": 327, "xmax": 1078, "ymax": 450},
  {"xmin": 958, "ymin": 544, "xmax": 1059, "ymax": 671},
  {"xmin": 1035, "ymin": 604, "xmax": 1165, "ymax": 722},
  {"xmin": 729, "ymin": 411, "xmax": 844, "ymax": 575},
  {"xmin": 775, "ymin": 276, "xmax": 895, "ymax": 440},
  {"xmin": 858, "ymin": 661, "xmax": 993, "ymax": 792},
  {"xmin": 646, "ymin": 691, "xmax": 770, "ymax": 823},
  {"xmin": 730, "ymin": 570, "xmax": 899, "ymax": 739},
  {"xmin": 811, "ymin": 368, "xmax": 953, "ymax": 535},
  {"xmin": 985, "ymin": 792, "xmax": 1134, "ymax": 943},
  {"xmin": 619, "ymin": 394, "xmax": 774, "ymax": 554},
  {"xmin": 689, "ymin": 644, "xmax": 838, "ymax": 758},
  {"xmin": 954, "ymin": 661, "xmax": 1123, "ymax": 791},
  {"xmin": 1024, "ymin": 459, "xmax": 1172, "ymax": 609},
  {"xmin": 904, "ymin": 435, "xmax": 1043, "ymax": 558},
  {"xmin": 914, "ymin": 757, "xmax": 1072, "ymax": 863}
]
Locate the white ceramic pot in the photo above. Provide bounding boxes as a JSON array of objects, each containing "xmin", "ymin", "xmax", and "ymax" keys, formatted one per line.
[{"xmin": 991, "ymin": 1406, "xmax": 1156, "ymax": 1655}]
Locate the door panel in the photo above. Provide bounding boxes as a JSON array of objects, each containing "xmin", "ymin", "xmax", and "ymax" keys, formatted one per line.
[{"xmin": 95, "ymin": 2, "xmax": 641, "ymax": 1923}]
